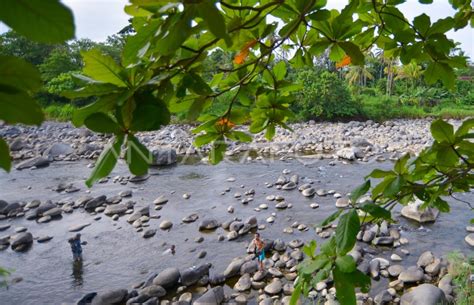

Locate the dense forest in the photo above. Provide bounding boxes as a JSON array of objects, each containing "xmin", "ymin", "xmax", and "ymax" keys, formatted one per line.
[{"xmin": 0, "ymin": 29, "xmax": 473, "ymax": 123}]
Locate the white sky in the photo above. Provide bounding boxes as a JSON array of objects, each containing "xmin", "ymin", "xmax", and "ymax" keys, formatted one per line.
[{"xmin": 1, "ymin": 0, "xmax": 472, "ymax": 59}]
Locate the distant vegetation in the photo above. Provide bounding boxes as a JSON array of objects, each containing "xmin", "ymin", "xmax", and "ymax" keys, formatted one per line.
[{"xmin": 1, "ymin": 30, "xmax": 473, "ymax": 122}]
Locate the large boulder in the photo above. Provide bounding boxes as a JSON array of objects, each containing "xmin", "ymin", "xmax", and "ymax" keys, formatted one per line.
[
  {"xmin": 153, "ymin": 267, "xmax": 180, "ymax": 289},
  {"xmin": 91, "ymin": 289, "xmax": 128, "ymax": 305},
  {"xmin": 193, "ymin": 286, "xmax": 224, "ymax": 305},
  {"xmin": 336, "ymin": 147, "xmax": 363, "ymax": 160},
  {"xmin": 45, "ymin": 142, "xmax": 73, "ymax": 157},
  {"xmin": 398, "ymin": 266, "xmax": 424, "ymax": 283},
  {"xmin": 10, "ymin": 232, "xmax": 33, "ymax": 250},
  {"xmin": 0, "ymin": 201, "xmax": 21, "ymax": 215},
  {"xmin": 401, "ymin": 199, "xmax": 439, "ymax": 223},
  {"xmin": 400, "ymin": 284, "xmax": 447, "ymax": 305},
  {"xmin": 199, "ymin": 218, "xmax": 219, "ymax": 231},
  {"xmin": 104, "ymin": 204, "xmax": 128, "ymax": 216},
  {"xmin": 223, "ymin": 258, "xmax": 245, "ymax": 278},
  {"xmin": 151, "ymin": 149, "xmax": 177, "ymax": 166},
  {"xmin": 85, "ymin": 196, "xmax": 107, "ymax": 210},
  {"xmin": 180, "ymin": 264, "xmax": 211, "ymax": 286},
  {"xmin": 36, "ymin": 201, "xmax": 56, "ymax": 216},
  {"xmin": 16, "ymin": 156, "xmax": 50, "ymax": 170}
]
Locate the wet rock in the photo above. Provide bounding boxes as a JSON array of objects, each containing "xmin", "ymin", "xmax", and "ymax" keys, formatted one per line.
[
  {"xmin": 180, "ymin": 264, "xmax": 211, "ymax": 286},
  {"xmin": 288, "ymin": 239, "xmax": 303, "ymax": 248},
  {"xmin": 199, "ymin": 219, "xmax": 219, "ymax": 231},
  {"xmin": 104, "ymin": 204, "xmax": 128, "ymax": 216},
  {"xmin": 388, "ymin": 265, "xmax": 404, "ymax": 277},
  {"xmin": 438, "ymin": 274, "xmax": 452, "ymax": 296},
  {"xmin": 234, "ymin": 273, "xmax": 252, "ymax": 292},
  {"xmin": 153, "ymin": 195, "xmax": 168, "ymax": 205},
  {"xmin": 401, "ymin": 201, "xmax": 439, "ymax": 223},
  {"xmin": 400, "ymin": 284, "xmax": 447, "ymax": 305},
  {"xmin": 69, "ymin": 223, "xmax": 91, "ymax": 232},
  {"xmin": 273, "ymin": 239, "xmax": 286, "ymax": 252},
  {"xmin": 373, "ymin": 236, "xmax": 394, "ymax": 246},
  {"xmin": 16, "ymin": 156, "xmax": 50, "ymax": 170},
  {"xmin": 227, "ymin": 231, "xmax": 238, "ymax": 241},
  {"xmin": 240, "ymin": 260, "xmax": 258, "ymax": 275},
  {"xmin": 10, "ymin": 232, "xmax": 33, "ymax": 250},
  {"xmin": 209, "ymin": 273, "xmax": 226, "ymax": 286},
  {"xmin": 465, "ymin": 233, "xmax": 474, "ymax": 247},
  {"xmin": 362, "ymin": 230, "xmax": 376, "ymax": 243},
  {"xmin": 193, "ymin": 286, "xmax": 224, "ymax": 305},
  {"xmin": 45, "ymin": 142, "xmax": 73, "ymax": 157},
  {"xmin": 264, "ymin": 278, "xmax": 282, "ymax": 295},
  {"xmin": 374, "ymin": 290, "xmax": 393, "ymax": 304},
  {"xmin": 37, "ymin": 235, "xmax": 53, "ymax": 243},
  {"xmin": 151, "ymin": 149, "xmax": 177, "ymax": 166},
  {"xmin": 159, "ymin": 220, "xmax": 173, "ymax": 230},
  {"xmin": 85, "ymin": 196, "xmax": 107, "ymax": 211},
  {"xmin": 398, "ymin": 266, "xmax": 424, "ymax": 283},
  {"xmin": 0, "ymin": 224, "xmax": 10, "ymax": 231},
  {"xmin": 282, "ymin": 182, "xmax": 296, "ymax": 190},
  {"xmin": 224, "ymin": 258, "xmax": 245, "ymax": 278},
  {"xmin": 37, "ymin": 215, "xmax": 51, "ymax": 223},
  {"xmin": 153, "ymin": 268, "xmax": 180, "ymax": 289},
  {"xmin": 197, "ymin": 251, "xmax": 207, "ymax": 259},
  {"xmin": 417, "ymin": 251, "xmax": 435, "ymax": 268},
  {"xmin": 302, "ymin": 188, "xmax": 315, "ymax": 197},
  {"xmin": 91, "ymin": 289, "xmax": 128, "ymax": 305},
  {"xmin": 141, "ymin": 285, "xmax": 166, "ymax": 298},
  {"xmin": 335, "ymin": 198, "xmax": 350, "ymax": 208},
  {"xmin": 142, "ymin": 229, "xmax": 157, "ymax": 238}
]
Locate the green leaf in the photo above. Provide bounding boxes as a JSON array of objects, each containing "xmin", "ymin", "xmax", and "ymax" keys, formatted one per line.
[
  {"xmin": 84, "ymin": 113, "xmax": 121, "ymax": 134},
  {"xmin": 335, "ymin": 255, "xmax": 356, "ymax": 273},
  {"xmin": 302, "ymin": 240, "xmax": 317, "ymax": 258},
  {"xmin": 300, "ymin": 255, "xmax": 330, "ymax": 275},
  {"xmin": 394, "ymin": 154, "xmax": 410, "ymax": 174},
  {"xmin": 329, "ymin": 44, "xmax": 345, "ymax": 62},
  {"xmin": 349, "ymin": 180, "xmax": 370, "ymax": 203},
  {"xmin": 339, "ymin": 42, "xmax": 364, "ymax": 65},
  {"xmin": 122, "ymin": 20, "xmax": 160, "ymax": 66},
  {"xmin": 428, "ymin": 17, "xmax": 454, "ymax": 35},
  {"xmin": 360, "ymin": 203, "xmax": 391, "ymax": 220},
  {"xmin": 335, "ymin": 210, "xmax": 360, "ymax": 256},
  {"xmin": 0, "ymin": 138, "xmax": 11, "ymax": 172},
  {"xmin": 290, "ymin": 283, "xmax": 301, "ymax": 305},
  {"xmin": 0, "ymin": 55, "xmax": 42, "ymax": 92},
  {"xmin": 432, "ymin": 197, "xmax": 450, "ymax": 213},
  {"xmin": 228, "ymin": 131, "xmax": 252, "ymax": 143},
  {"xmin": 321, "ymin": 237, "xmax": 337, "ymax": 257},
  {"xmin": 424, "ymin": 62, "xmax": 455, "ymax": 89},
  {"xmin": 86, "ymin": 135, "xmax": 123, "ymax": 187},
  {"xmin": 0, "ymin": 91, "xmax": 44, "ymax": 125},
  {"xmin": 320, "ymin": 209, "xmax": 343, "ymax": 227},
  {"xmin": 384, "ymin": 175, "xmax": 404, "ymax": 197},
  {"xmin": 126, "ymin": 135, "xmax": 151, "ymax": 176},
  {"xmin": 265, "ymin": 123, "xmax": 276, "ymax": 140},
  {"xmin": 63, "ymin": 83, "xmax": 119, "ymax": 99},
  {"xmin": 273, "ymin": 61, "xmax": 287, "ymax": 81},
  {"xmin": 413, "ymin": 14, "xmax": 431, "ymax": 36},
  {"xmin": 454, "ymin": 118, "xmax": 474, "ymax": 138},
  {"xmin": 0, "ymin": 0, "xmax": 74, "ymax": 43},
  {"xmin": 130, "ymin": 91, "xmax": 170, "ymax": 132},
  {"xmin": 82, "ymin": 49, "xmax": 127, "ymax": 87},
  {"xmin": 209, "ymin": 138, "xmax": 226, "ymax": 164},
  {"xmin": 431, "ymin": 119, "xmax": 455, "ymax": 143},
  {"xmin": 182, "ymin": 73, "xmax": 213, "ymax": 96},
  {"xmin": 194, "ymin": 132, "xmax": 219, "ymax": 147},
  {"xmin": 72, "ymin": 94, "xmax": 120, "ymax": 126},
  {"xmin": 197, "ymin": 1, "xmax": 230, "ymax": 44},
  {"xmin": 367, "ymin": 169, "xmax": 395, "ymax": 179},
  {"xmin": 333, "ymin": 266, "xmax": 356, "ymax": 305}
]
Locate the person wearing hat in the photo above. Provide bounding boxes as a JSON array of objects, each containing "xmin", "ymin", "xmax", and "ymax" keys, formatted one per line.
[{"xmin": 68, "ymin": 233, "xmax": 83, "ymax": 261}]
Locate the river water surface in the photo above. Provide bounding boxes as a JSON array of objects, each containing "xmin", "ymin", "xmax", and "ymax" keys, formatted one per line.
[{"xmin": 0, "ymin": 157, "xmax": 472, "ymax": 305}]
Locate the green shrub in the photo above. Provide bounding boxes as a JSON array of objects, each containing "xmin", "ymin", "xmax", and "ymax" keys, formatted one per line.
[
  {"xmin": 292, "ymin": 69, "xmax": 359, "ymax": 120},
  {"xmin": 446, "ymin": 251, "xmax": 474, "ymax": 305},
  {"xmin": 43, "ymin": 104, "xmax": 75, "ymax": 121}
]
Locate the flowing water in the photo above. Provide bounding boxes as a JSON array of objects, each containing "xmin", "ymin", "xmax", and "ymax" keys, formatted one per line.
[{"xmin": 0, "ymin": 157, "xmax": 472, "ymax": 305}]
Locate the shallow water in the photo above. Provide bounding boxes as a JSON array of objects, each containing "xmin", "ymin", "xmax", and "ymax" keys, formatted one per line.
[{"xmin": 0, "ymin": 157, "xmax": 472, "ymax": 305}]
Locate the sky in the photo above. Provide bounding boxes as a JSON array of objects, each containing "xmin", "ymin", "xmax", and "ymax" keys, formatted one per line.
[{"xmin": 1, "ymin": 0, "xmax": 472, "ymax": 59}]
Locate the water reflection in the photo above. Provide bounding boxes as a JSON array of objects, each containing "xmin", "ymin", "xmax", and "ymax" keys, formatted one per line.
[{"xmin": 71, "ymin": 260, "xmax": 83, "ymax": 288}]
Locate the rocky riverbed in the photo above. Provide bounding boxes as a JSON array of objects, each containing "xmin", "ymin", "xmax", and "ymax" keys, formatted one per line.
[{"xmin": 0, "ymin": 119, "xmax": 473, "ymax": 305}]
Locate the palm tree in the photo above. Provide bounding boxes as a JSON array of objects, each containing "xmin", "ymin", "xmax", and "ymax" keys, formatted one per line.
[
  {"xmin": 395, "ymin": 61, "xmax": 422, "ymax": 90},
  {"xmin": 345, "ymin": 65, "xmax": 374, "ymax": 87}
]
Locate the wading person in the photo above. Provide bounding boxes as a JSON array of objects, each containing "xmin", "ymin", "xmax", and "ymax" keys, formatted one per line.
[
  {"xmin": 68, "ymin": 233, "xmax": 83, "ymax": 262},
  {"xmin": 252, "ymin": 233, "xmax": 265, "ymax": 270}
]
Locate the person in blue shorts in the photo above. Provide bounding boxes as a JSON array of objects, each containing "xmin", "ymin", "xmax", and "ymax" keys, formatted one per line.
[
  {"xmin": 68, "ymin": 233, "xmax": 83, "ymax": 262},
  {"xmin": 252, "ymin": 233, "xmax": 265, "ymax": 270}
]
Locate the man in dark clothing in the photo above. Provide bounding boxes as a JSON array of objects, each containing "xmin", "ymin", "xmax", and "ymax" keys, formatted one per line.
[{"xmin": 68, "ymin": 233, "xmax": 83, "ymax": 261}]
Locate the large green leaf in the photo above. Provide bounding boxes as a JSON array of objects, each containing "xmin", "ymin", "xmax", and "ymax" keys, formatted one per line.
[
  {"xmin": 126, "ymin": 135, "xmax": 151, "ymax": 176},
  {"xmin": 84, "ymin": 113, "xmax": 121, "ymax": 134},
  {"xmin": 122, "ymin": 20, "xmax": 160, "ymax": 66},
  {"xmin": 72, "ymin": 94, "xmax": 119, "ymax": 126},
  {"xmin": 335, "ymin": 210, "xmax": 360, "ymax": 256},
  {"xmin": 196, "ymin": 1, "xmax": 230, "ymax": 44},
  {"xmin": 431, "ymin": 119, "xmax": 455, "ymax": 143},
  {"xmin": 455, "ymin": 118, "xmax": 474, "ymax": 138},
  {"xmin": 209, "ymin": 137, "xmax": 226, "ymax": 164},
  {"xmin": 86, "ymin": 135, "xmax": 123, "ymax": 187},
  {"xmin": 82, "ymin": 49, "xmax": 128, "ymax": 87},
  {"xmin": 63, "ymin": 83, "xmax": 119, "ymax": 99},
  {"xmin": 339, "ymin": 42, "xmax": 364, "ymax": 65},
  {"xmin": 360, "ymin": 203, "xmax": 391, "ymax": 220},
  {"xmin": 333, "ymin": 266, "xmax": 356, "ymax": 305},
  {"xmin": 424, "ymin": 62, "xmax": 455, "ymax": 89},
  {"xmin": 335, "ymin": 255, "xmax": 356, "ymax": 273},
  {"xmin": 130, "ymin": 91, "xmax": 171, "ymax": 132},
  {"xmin": 0, "ymin": 55, "xmax": 42, "ymax": 92},
  {"xmin": 0, "ymin": 91, "xmax": 44, "ymax": 125},
  {"xmin": 0, "ymin": 0, "xmax": 74, "ymax": 43},
  {"xmin": 0, "ymin": 137, "xmax": 11, "ymax": 172},
  {"xmin": 349, "ymin": 180, "xmax": 370, "ymax": 203},
  {"xmin": 273, "ymin": 61, "xmax": 287, "ymax": 81}
]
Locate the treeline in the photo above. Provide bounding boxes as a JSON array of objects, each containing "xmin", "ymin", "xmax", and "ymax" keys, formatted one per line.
[{"xmin": 1, "ymin": 30, "xmax": 473, "ymax": 122}]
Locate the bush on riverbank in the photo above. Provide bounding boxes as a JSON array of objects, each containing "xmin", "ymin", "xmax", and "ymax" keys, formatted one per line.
[
  {"xmin": 446, "ymin": 251, "xmax": 474, "ymax": 305},
  {"xmin": 43, "ymin": 104, "xmax": 75, "ymax": 121}
]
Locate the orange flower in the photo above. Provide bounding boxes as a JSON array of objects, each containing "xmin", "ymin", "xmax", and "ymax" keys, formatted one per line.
[
  {"xmin": 234, "ymin": 39, "xmax": 257, "ymax": 65},
  {"xmin": 216, "ymin": 117, "xmax": 235, "ymax": 128},
  {"xmin": 336, "ymin": 55, "xmax": 351, "ymax": 68}
]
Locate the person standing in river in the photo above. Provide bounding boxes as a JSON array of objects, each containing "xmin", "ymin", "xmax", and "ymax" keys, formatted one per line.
[
  {"xmin": 252, "ymin": 233, "xmax": 265, "ymax": 270},
  {"xmin": 68, "ymin": 234, "xmax": 83, "ymax": 262}
]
